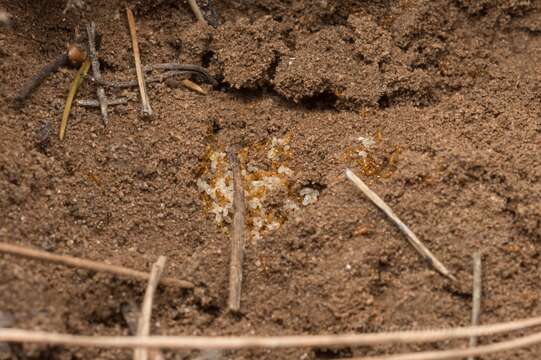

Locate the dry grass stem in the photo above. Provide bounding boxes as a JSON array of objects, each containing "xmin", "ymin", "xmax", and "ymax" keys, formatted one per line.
[
  {"xmin": 77, "ymin": 98, "xmax": 128, "ymax": 107},
  {"xmin": 59, "ymin": 59, "xmax": 91, "ymax": 140},
  {"xmin": 95, "ymin": 71, "xmax": 184, "ymax": 89},
  {"xmin": 349, "ymin": 330, "xmax": 541, "ymax": 360},
  {"xmin": 468, "ymin": 252, "xmax": 482, "ymax": 360},
  {"xmin": 126, "ymin": 7, "xmax": 153, "ymax": 116},
  {"xmin": 95, "ymin": 66, "xmax": 215, "ymax": 89},
  {"xmin": 144, "ymin": 63, "xmax": 216, "ymax": 84},
  {"xmin": 86, "ymin": 22, "xmax": 109, "ymax": 125},
  {"xmin": 134, "ymin": 256, "xmax": 167, "ymax": 360},
  {"xmin": 0, "ymin": 242, "xmax": 193, "ymax": 289},
  {"xmin": 345, "ymin": 168, "xmax": 456, "ymax": 281},
  {"xmin": 187, "ymin": 0, "xmax": 207, "ymax": 23},
  {"xmin": 227, "ymin": 150, "xmax": 246, "ymax": 312},
  {"xmin": 0, "ymin": 312, "xmax": 24, "ymax": 359},
  {"xmin": 122, "ymin": 303, "xmax": 165, "ymax": 360},
  {"xmin": 14, "ymin": 53, "xmax": 69, "ymax": 104},
  {"xmin": 0, "ymin": 317, "xmax": 540, "ymax": 350}
]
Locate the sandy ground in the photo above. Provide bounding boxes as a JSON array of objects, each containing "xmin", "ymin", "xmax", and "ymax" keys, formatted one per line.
[{"xmin": 0, "ymin": 0, "xmax": 540, "ymax": 359}]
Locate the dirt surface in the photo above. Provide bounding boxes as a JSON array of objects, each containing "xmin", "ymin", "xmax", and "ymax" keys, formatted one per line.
[{"xmin": 1, "ymin": 0, "xmax": 540, "ymax": 359}]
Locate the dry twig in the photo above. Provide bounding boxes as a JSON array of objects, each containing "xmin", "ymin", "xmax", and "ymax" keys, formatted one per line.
[
  {"xmin": 144, "ymin": 63, "xmax": 216, "ymax": 84},
  {"xmin": 86, "ymin": 22, "xmax": 109, "ymax": 125},
  {"xmin": 135, "ymin": 256, "xmax": 167, "ymax": 360},
  {"xmin": 227, "ymin": 150, "xmax": 246, "ymax": 313},
  {"xmin": 0, "ymin": 242, "xmax": 193, "ymax": 289},
  {"xmin": 0, "ymin": 317, "xmax": 540, "ymax": 349},
  {"xmin": 187, "ymin": 0, "xmax": 207, "ymax": 23},
  {"xmin": 14, "ymin": 44, "xmax": 86, "ymax": 105},
  {"xmin": 345, "ymin": 168, "xmax": 455, "ymax": 281},
  {"xmin": 349, "ymin": 331, "xmax": 541, "ymax": 360},
  {"xmin": 0, "ymin": 312, "xmax": 25, "ymax": 360},
  {"xmin": 94, "ymin": 65, "xmax": 216, "ymax": 89},
  {"xmin": 77, "ymin": 98, "xmax": 128, "ymax": 107},
  {"xmin": 15, "ymin": 54, "xmax": 70, "ymax": 104},
  {"xmin": 468, "ymin": 252, "xmax": 482, "ymax": 360},
  {"xmin": 122, "ymin": 303, "xmax": 165, "ymax": 360},
  {"xmin": 94, "ymin": 71, "xmax": 178, "ymax": 89},
  {"xmin": 126, "ymin": 7, "xmax": 153, "ymax": 116}
]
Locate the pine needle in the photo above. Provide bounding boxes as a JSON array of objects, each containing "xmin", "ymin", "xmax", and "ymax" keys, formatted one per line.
[
  {"xmin": 180, "ymin": 79, "xmax": 207, "ymax": 95},
  {"xmin": 59, "ymin": 59, "xmax": 91, "ymax": 141}
]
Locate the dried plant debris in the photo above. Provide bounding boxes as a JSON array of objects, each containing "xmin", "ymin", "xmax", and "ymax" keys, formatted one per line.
[{"xmin": 198, "ymin": 136, "xmax": 316, "ymax": 242}]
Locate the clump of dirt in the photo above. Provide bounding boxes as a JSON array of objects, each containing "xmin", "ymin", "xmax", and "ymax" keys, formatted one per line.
[
  {"xmin": 178, "ymin": 21, "xmax": 213, "ymax": 65},
  {"xmin": 273, "ymin": 26, "xmax": 383, "ymax": 107},
  {"xmin": 211, "ymin": 16, "xmax": 288, "ymax": 89}
]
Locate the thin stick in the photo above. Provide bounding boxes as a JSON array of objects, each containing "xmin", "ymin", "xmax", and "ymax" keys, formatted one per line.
[
  {"xmin": 187, "ymin": 0, "xmax": 207, "ymax": 23},
  {"xmin": 345, "ymin": 169, "xmax": 455, "ymax": 281},
  {"xmin": 77, "ymin": 98, "xmax": 128, "ymax": 107},
  {"xmin": 122, "ymin": 303, "xmax": 165, "ymax": 360},
  {"xmin": 135, "ymin": 256, "xmax": 167, "ymax": 360},
  {"xmin": 14, "ymin": 54, "xmax": 69, "ymax": 104},
  {"xmin": 86, "ymin": 22, "xmax": 109, "ymax": 126},
  {"xmin": 0, "ymin": 242, "xmax": 193, "ymax": 289},
  {"xmin": 468, "ymin": 252, "xmax": 482, "ymax": 360},
  {"xmin": 144, "ymin": 63, "xmax": 217, "ymax": 84},
  {"xmin": 0, "ymin": 317, "xmax": 541, "ymax": 350},
  {"xmin": 95, "ymin": 68, "xmax": 216, "ymax": 89},
  {"xmin": 0, "ymin": 312, "xmax": 24, "ymax": 360},
  {"xmin": 126, "ymin": 7, "xmax": 153, "ymax": 116},
  {"xmin": 351, "ymin": 331, "xmax": 541, "ymax": 360},
  {"xmin": 94, "ymin": 71, "xmax": 181, "ymax": 89},
  {"xmin": 227, "ymin": 150, "xmax": 246, "ymax": 312}
]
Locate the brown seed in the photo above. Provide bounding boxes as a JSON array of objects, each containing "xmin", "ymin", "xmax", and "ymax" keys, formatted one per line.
[{"xmin": 67, "ymin": 44, "xmax": 87, "ymax": 65}]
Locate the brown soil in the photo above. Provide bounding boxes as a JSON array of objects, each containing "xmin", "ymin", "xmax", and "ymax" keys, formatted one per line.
[{"xmin": 1, "ymin": 0, "xmax": 540, "ymax": 359}]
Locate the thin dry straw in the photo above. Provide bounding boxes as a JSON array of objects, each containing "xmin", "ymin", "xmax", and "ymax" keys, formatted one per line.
[
  {"xmin": 126, "ymin": 7, "xmax": 153, "ymax": 116},
  {"xmin": 77, "ymin": 98, "xmax": 128, "ymax": 107},
  {"xmin": 86, "ymin": 22, "xmax": 109, "ymax": 125},
  {"xmin": 468, "ymin": 252, "xmax": 482, "ymax": 360},
  {"xmin": 187, "ymin": 0, "xmax": 207, "ymax": 23},
  {"xmin": 227, "ymin": 150, "xmax": 246, "ymax": 312},
  {"xmin": 345, "ymin": 168, "xmax": 455, "ymax": 281},
  {"xmin": 350, "ymin": 331, "xmax": 541, "ymax": 360},
  {"xmin": 0, "ymin": 317, "xmax": 540, "ymax": 350},
  {"xmin": 122, "ymin": 303, "xmax": 165, "ymax": 360},
  {"xmin": 135, "ymin": 256, "xmax": 166, "ymax": 360},
  {"xmin": 0, "ymin": 242, "xmax": 193, "ymax": 289}
]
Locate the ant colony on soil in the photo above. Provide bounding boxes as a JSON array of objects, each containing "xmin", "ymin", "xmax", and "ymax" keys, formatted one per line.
[
  {"xmin": 197, "ymin": 136, "xmax": 319, "ymax": 242},
  {"xmin": 343, "ymin": 130, "xmax": 401, "ymax": 178},
  {"xmin": 197, "ymin": 131, "xmax": 399, "ymax": 241}
]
